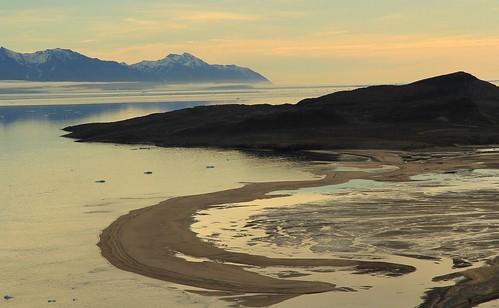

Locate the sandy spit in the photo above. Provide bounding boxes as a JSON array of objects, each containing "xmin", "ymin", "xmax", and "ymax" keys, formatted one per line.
[{"xmin": 98, "ymin": 149, "xmax": 499, "ymax": 307}]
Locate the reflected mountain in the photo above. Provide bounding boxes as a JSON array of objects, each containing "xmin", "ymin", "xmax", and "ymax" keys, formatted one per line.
[{"xmin": 0, "ymin": 101, "xmax": 207, "ymax": 125}]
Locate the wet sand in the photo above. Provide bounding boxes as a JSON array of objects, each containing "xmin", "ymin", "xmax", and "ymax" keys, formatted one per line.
[
  {"xmin": 421, "ymin": 256, "xmax": 499, "ymax": 308},
  {"xmin": 98, "ymin": 149, "xmax": 499, "ymax": 307}
]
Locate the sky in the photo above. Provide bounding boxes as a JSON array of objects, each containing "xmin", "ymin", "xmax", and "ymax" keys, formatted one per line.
[{"xmin": 1, "ymin": 0, "xmax": 499, "ymax": 84}]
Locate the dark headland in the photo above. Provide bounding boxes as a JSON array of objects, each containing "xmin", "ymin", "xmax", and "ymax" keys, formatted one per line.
[
  {"xmin": 63, "ymin": 71, "xmax": 499, "ymax": 307},
  {"xmin": 64, "ymin": 72, "xmax": 499, "ymax": 149}
]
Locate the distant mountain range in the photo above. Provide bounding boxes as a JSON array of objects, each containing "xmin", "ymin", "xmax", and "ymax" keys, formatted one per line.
[
  {"xmin": 0, "ymin": 47, "xmax": 269, "ymax": 83},
  {"xmin": 64, "ymin": 72, "xmax": 499, "ymax": 150}
]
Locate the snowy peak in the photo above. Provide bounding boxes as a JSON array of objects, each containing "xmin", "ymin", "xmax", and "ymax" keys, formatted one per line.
[
  {"xmin": 133, "ymin": 52, "xmax": 209, "ymax": 69},
  {"xmin": 0, "ymin": 47, "xmax": 269, "ymax": 83},
  {"xmin": 130, "ymin": 52, "xmax": 269, "ymax": 83},
  {"xmin": 165, "ymin": 52, "xmax": 208, "ymax": 67},
  {"xmin": 0, "ymin": 47, "xmax": 141, "ymax": 81},
  {"xmin": 0, "ymin": 47, "xmax": 85, "ymax": 64},
  {"xmin": 0, "ymin": 47, "xmax": 23, "ymax": 61},
  {"xmin": 23, "ymin": 48, "xmax": 85, "ymax": 64}
]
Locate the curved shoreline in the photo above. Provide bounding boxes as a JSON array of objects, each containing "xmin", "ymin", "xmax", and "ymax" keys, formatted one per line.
[{"xmin": 98, "ymin": 149, "xmax": 499, "ymax": 306}]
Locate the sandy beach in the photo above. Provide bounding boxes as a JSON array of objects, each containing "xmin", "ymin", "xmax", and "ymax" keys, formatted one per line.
[{"xmin": 97, "ymin": 149, "xmax": 499, "ymax": 307}]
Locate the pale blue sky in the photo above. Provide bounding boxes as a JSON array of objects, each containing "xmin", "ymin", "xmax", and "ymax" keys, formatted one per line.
[{"xmin": 1, "ymin": 0, "xmax": 498, "ymax": 84}]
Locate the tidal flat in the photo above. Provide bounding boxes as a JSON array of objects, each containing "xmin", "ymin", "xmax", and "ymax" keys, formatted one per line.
[
  {"xmin": 99, "ymin": 148, "xmax": 499, "ymax": 307},
  {"xmin": 2, "ymin": 82, "xmax": 499, "ymax": 307},
  {"xmin": 193, "ymin": 163, "xmax": 499, "ymax": 307}
]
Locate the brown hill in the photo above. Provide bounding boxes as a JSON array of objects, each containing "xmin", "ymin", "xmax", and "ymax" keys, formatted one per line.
[{"xmin": 64, "ymin": 72, "xmax": 499, "ymax": 150}]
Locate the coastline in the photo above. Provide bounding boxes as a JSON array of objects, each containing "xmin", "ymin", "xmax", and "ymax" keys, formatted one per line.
[{"xmin": 97, "ymin": 149, "xmax": 499, "ymax": 307}]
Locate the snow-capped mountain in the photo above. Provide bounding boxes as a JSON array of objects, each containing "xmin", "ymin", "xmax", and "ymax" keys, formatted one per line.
[
  {"xmin": 131, "ymin": 52, "xmax": 268, "ymax": 83},
  {"xmin": 0, "ymin": 47, "xmax": 146, "ymax": 81},
  {"xmin": 133, "ymin": 53, "xmax": 209, "ymax": 70},
  {"xmin": 0, "ymin": 47, "xmax": 269, "ymax": 83}
]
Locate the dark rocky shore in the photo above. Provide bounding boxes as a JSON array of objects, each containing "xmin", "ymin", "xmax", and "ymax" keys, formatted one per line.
[{"xmin": 63, "ymin": 72, "xmax": 499, "ymax": 150}]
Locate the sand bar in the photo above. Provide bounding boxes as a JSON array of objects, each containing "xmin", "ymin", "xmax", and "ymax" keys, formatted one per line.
[{"xmin": 98, "ymin": 149, "xmax": 499, "ymax": 306}]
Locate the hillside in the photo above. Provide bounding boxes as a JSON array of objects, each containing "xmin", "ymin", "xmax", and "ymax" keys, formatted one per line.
[{"xmin": 64, "ymin": 72, "xmax": 499, "ymax": 150}]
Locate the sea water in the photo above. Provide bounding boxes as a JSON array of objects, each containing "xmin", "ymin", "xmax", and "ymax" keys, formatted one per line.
[{"xmin": 0, "ymin": 82, "xmax": 341, "ymax": 308}]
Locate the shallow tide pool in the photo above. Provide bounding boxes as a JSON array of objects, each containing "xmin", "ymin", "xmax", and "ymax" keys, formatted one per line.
[{"xmin": 192, "ymin": 169, "xmax": 499, "ymax": 307}]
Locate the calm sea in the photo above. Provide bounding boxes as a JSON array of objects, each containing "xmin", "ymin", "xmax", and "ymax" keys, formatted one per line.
[{"xmin": 0, "ymin": 81, "xmax": 347, "ymax": 308}]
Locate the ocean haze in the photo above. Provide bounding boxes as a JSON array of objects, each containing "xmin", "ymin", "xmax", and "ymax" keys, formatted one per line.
[{"xmin": 0, "ymin": 80, "xmax": 356, "ymax": 106}]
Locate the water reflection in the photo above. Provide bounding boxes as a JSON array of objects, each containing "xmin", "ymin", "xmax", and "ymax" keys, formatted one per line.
[
  {"xmin": 192, "ymin": 170, "xmax": 499, "ymax": 308},
  {"xmin": 0, "ymin": 100, "xmax": 316, "ymax": 308},
  {"xmin": 0, "ymin": 101, "xmax": 207, "ymax": 125},
  {"xmin": 0, "ymin": 80, "xmax": 359, "ymax": 106}
]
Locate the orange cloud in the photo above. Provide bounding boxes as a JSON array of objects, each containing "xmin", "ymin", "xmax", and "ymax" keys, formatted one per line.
[
  {"xmin": 267, "ymin": 35, "xmax": 499, "ymax": 57},
  {"xmin": 85, "ymin": 34, "xmax": 499, "ymax": 64},
  {"xmin": 175, "ymin": 11, "xmax": 259, "ymax": 22},
  {"xmin": 87, "ymin": 8, "xmax": 258, "ymax": 40},
  {"xmin": 0, "ymin": 8, "xmax": 66, "ymax": 24}
]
